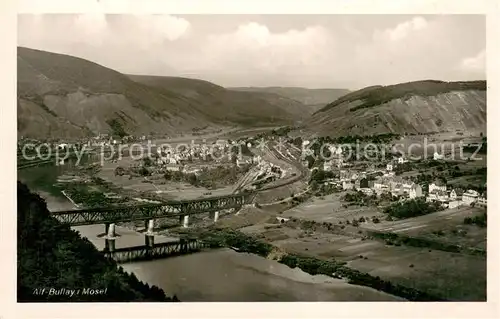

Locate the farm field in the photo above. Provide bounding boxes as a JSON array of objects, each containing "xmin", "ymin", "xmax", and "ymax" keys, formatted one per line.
[
  {"xmin": 240, "ymin": 224, "xmax": 486, "ymax": 301},
  {"xmin": 281, "ymin": 193, "xmax": 382, "ymax": 224}
]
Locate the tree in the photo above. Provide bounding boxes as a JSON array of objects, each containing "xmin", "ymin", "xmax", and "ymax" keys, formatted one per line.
[
  {"xmin": 164, "ymin": 171, "xmax": 172, "ymax": 180},
  {"xmin": 114, "ymin": 166, "xmax": 126, "ymax": 176},
  {"xmin": 138, "ymin": 167, "xmax": 150, "ymax": 176},
  {"xmin": 187, "ymin": 173, "xmax": 198, "ymax": 186},
  {"xmin": 310, "ymin": 180, "xmax": 319, "ymax": 191}
]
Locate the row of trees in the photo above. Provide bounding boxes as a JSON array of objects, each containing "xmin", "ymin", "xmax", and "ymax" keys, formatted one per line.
[
  {"xmin": 383, "ymin": 198, "xmax": 443, "ymax": 219},
  {"xmin": 464, "ymin": 212, "xmax": 487, "ymax": 228}
]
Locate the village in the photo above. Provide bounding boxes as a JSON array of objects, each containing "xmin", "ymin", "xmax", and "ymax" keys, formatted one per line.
[{"xmin": 298, "ymin": 137, "xmax": 487, "ymax": 211}]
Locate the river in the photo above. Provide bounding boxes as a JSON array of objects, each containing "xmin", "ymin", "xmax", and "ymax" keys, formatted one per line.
[{"xmin": 17, "ymin": 160, "xmax": 402, "ymax": 301}]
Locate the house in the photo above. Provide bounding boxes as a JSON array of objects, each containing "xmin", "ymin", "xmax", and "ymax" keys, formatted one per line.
[
  {"xmin": 429, "ymin": 180, "xmax": 447, "ymax": 194},
  {"xmin": 409, "ymin": 184, "xmax": 423, "ymax": 199},
  {"xmin": 373, "ymin": 179, "xmax": 390, "ymax": 195},
  {"xmin": 165, "ymin": 164, "xmax": 181, "ymax": 172},
  {"xmin": 252, "ymin": 155, "xmax": 262, "ymax": 164},
  {"xmin": 391, "ymin": 184, "xmax": 404, "ymax": 197},
  {"xmin": 462, "ymin": 190, "xmax": 480, "ymax": 205},
  {"xmin": 427, "ymin": 190, "xmax": 448, "ymax": 203},
  {"xmin": 386, "ymin": 163, "xmax": 393, "ymax": 172},
  {"xmin": 433, "ymin": 152, "xmax": 444, "ymax": 160},
  {"xmin": 359, "ymin": 188, "xmax": 374, "ymax": 196},
  {"xmin": 339, "ymin": 170, "xmax": 350, "ymax": 181},
  {"xmin": 343, "ymin": 181, "xmax": 354, "ymax": 190},
  {"xmin": 449, "ymin": 189, "xmax": 464, "ymax": 201},
  {"xmin": 57, "ymin": 143, "xmax": 69, "ymax": 150},
  {"xmin": 397, "ymin": 156, "xmax": 408, "ymax": 164},
  {"xmin": 323, "ymin": 161, "xmax": 333, "ymax": 171},
  {"xmin": 335, "ymin": 158, "xmax": 344, "ymax": 168},
  {"xmin": 357, "ymin": 178, "xmax": 369, "ymax": 189},
  {"xmin": 477, "ymin": 194, "xmax": 487, "ymax": 207}
]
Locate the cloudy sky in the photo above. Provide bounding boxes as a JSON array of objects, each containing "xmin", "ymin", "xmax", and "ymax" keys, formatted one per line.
[{"xmin": 18, "ymin": 14, "xmax": 485, "ymax": 89}]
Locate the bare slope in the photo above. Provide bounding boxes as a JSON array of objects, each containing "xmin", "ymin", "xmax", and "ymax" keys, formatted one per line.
[
  {"xmin": 18, "ymin": 47, "xmax": 214, "ymax": 138},
  {"xmin": 128, "ymin": 75, "xmax": 302, "ymax": 123},
  {"xmin": 303, "ymin": 80, "xmax": 486, "ymax": 137},
  {"xmin": 230, "ymin": 87, "xmax": 351, "ymax": 113},
  {"xmin": 17, "ymin": 47, "xmax": 297, "ymax": 139}
]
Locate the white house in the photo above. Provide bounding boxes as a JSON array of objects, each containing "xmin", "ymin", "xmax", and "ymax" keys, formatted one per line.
[
  {"xmin": 165, "ymin": 164, "xmax": 181, "ymax": 172},
  {"xmin": 429, "ymin": 180, "xmax": 447, "ymax": 194},
  {"xmin": 450, "ymin": 189, "xmax": 464, "ymax": 201},
  {"xmin": 397, "ymin": 156, "xmax": 408, "ymax": 164},
  {"xmin": 335, "ymin": 158, "xmax": 344, "ymax": 168},
  {"xmin": 462, "ymin": 190, "xmax": 480, "ymax": 205},
  {"xmin": 373, "ymin": 179, "xmax": 390, "ymax": 195},
  {"xmin": 427, "ymin": 190, "xmax": 448, "ymax": 203},
  {"xmin": 323, "ymin": 161, "xmax": 333, "ymax": 171},
  {"xmin": 433, "ymin": 152, "xmax": 444, "ymax": 160},
  {"xmin": 477, "ymin": 195, "xmax": 487, "ymax": 207},
  {"xmin": 359, "ymin": 188, "xmax": 374, "ymax": 196},
  {"xmin": 386, "ymin": 163, "xmax": 393, "ymax": 172},
  {"xmin": 342, "ymin": 181, "xmax": 354, "ymax": 190},
  {"xmin": 409, "ymin": 184, "xmax": 423, "ymax": 199},
  {"xmin": 57, "ymin": 143, "xmax": 69, "ymax": 150}
]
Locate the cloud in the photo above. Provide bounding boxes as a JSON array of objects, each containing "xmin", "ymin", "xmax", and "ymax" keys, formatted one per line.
[
  {"xmin": 17, "ymin": 15, "xmax": 485, "ymax": 88},
  {"xmin": 460, "ymin": 49, "xmax": 486, "ymax": 72},
  {"xmin": 19, "ymin": 14, "xmax": 191, "ymax": 51},
  {"xmin": 198, "ymin": 22, "xmax": 332, "ymax": 74},
  {"xmin": 377, "ymin": 16, "xmax": 428, "ymax": 42}
]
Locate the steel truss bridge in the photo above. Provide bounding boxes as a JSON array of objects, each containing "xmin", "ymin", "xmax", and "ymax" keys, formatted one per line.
[
  {"xmin": 51, "ymin": 192, "xmax": 256, "ymax": 226},
  {"xmin": 102, "ymin": 239, "xmax": 209, "ymax": 263}
]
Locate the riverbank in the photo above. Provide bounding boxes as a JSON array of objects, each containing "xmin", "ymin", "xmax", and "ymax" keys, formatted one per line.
[
  {"xmin": 187, "ymin": 228, "xmax": 447, "ymax": 301},
  {"xmin": 35, "ymin": 186, "xmax": 401, "ymax": 301},
  {"xmin": 18, "ymin": 182, "xmax": 177, "ymax": 302}
]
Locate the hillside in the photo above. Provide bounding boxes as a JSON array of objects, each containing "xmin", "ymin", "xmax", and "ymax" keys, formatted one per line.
[
  {"xmin": 229, "ymin": 87, "xmax": 351, "ymax": 113},
  {"xmin": 17, "ymin": 181, "xmax": 178, "ymax": 302},
  {"xmin": 128, "ymin": 75, "xmax": 304, "ymax": 123},
  {"xmin": 17, "ymin": 47, "xmax": 298, "ymax": 139},
  {"xmin": 302, "ymin": 80, "xmax": 486, "ymax": 137}
]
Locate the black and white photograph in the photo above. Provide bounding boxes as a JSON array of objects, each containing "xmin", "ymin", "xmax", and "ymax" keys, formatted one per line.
[{"xmin": 14, "ymin": 7, "xmax": 491, "ymax": 307}]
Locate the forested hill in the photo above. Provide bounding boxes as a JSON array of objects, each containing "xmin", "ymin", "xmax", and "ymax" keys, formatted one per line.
[{"xmin": 17, "ymin": 181, "xmax": 178, "ymax": 302}]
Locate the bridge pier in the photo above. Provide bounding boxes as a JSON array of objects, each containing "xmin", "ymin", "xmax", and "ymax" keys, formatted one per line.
[
  {"xmin": 182, "ymin": 215, "xmax": 189, "ymax": 228},
  {"xmin": 145, "ymin": 219, "xmax": 155, "ymax": 234},
  {"xmin": 145, "ymin": 234, "xmax": 154, "ymax": 248},
  {"xmin": 105, "ymin": 238, "xmax": 116, "ymax": 252},
  {"xmin": 106, "ymin": 223, "xmax": 116, "ymax": 238},
  {"xmin": 144, "ymin": 219, "xmax": 155, "ymax": 248}
]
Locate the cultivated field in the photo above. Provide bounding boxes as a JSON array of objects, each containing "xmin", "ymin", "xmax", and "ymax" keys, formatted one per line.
[
  {"xmin": 282, "ymin": 193, "xmax": 382, "ymax": 224},
  {"xmin": 240, "ymin": 224, "xmax": 486, "ymax": 301},
  {"xmin": 362, "ymin": 206, "xmax": 487, "ymax": 250}
]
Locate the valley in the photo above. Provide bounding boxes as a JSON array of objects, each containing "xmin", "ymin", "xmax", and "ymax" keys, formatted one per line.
[{"xmin": 17, "ymin": 47, "xmax": 487, "ymax": 302}]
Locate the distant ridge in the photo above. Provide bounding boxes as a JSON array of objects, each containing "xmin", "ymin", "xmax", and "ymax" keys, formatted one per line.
[
  {"xmin": 229, "ymin": 86, "xmax": 351, "ymax": 114},
  {"xmin": 302, "ymin": 80, "xmax": 486, "ymax": 137},
  {"xmin": 17, "ymin": 47, "xmax": 301, "ymax": 139}
]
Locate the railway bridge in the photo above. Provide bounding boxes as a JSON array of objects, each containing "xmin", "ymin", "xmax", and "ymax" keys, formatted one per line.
[{"xmin": 51, "ymin": 192, "xmax": 256, "ymax": 252}]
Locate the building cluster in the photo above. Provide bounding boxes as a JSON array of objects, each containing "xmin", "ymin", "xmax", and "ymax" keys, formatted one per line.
[
  {"xmin": 148, "ymin": 140, "xmax": 262, "ymax": 175},
  {"xmin": 301, "ymin": 138, "xmax": 487, "ymax": 210},
  {"xmin": 256, "ymin": 160, "xmax": 284, "ymax": 180}
]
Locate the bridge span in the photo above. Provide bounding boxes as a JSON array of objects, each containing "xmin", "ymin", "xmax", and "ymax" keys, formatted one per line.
[{"xmin": 52, "ymin": 192, "xmax": 256, "ymax": 253}]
